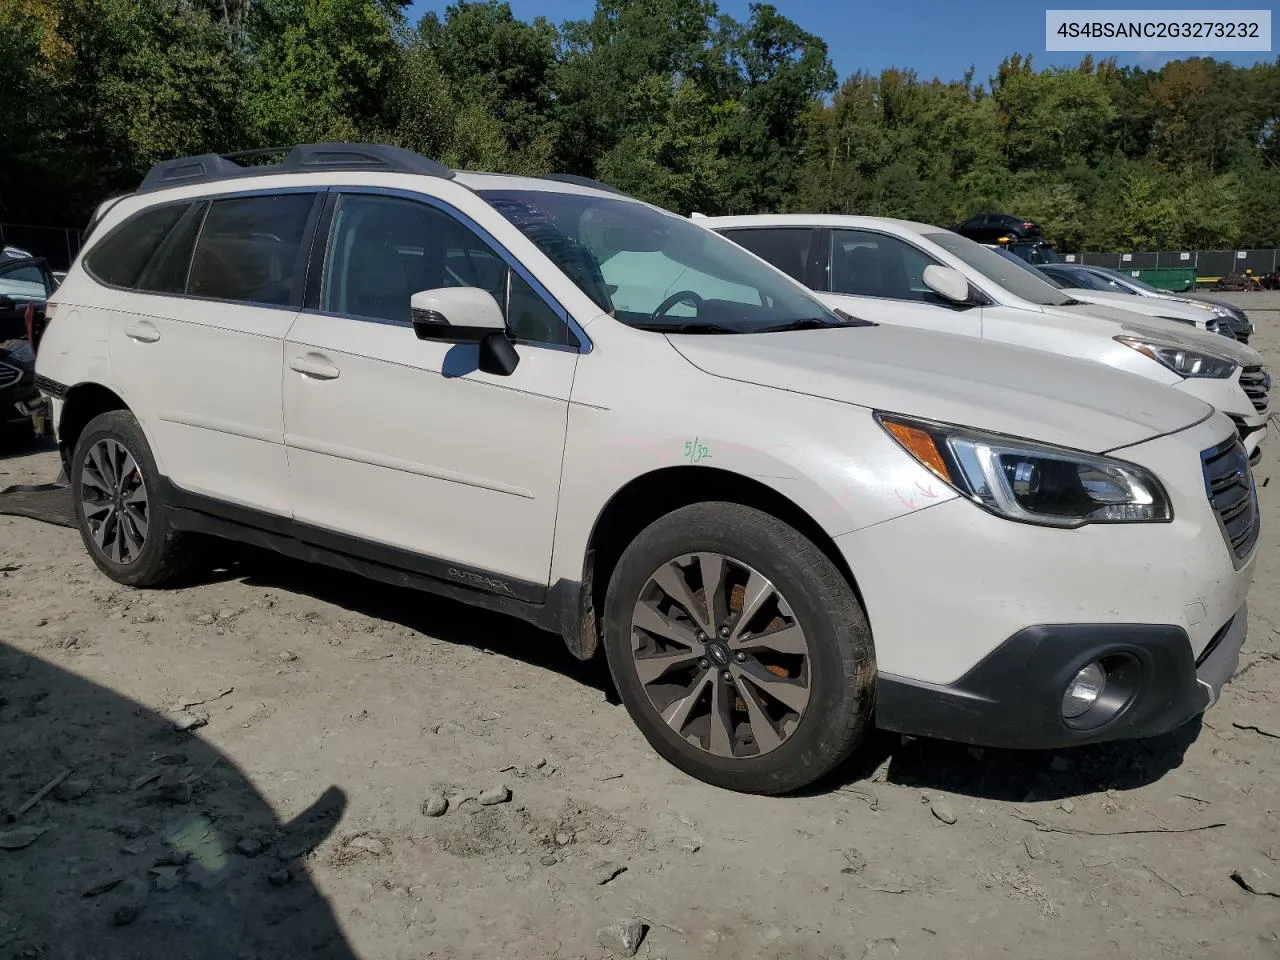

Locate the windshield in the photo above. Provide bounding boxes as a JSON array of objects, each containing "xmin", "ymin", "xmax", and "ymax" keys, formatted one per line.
[
  {"xmin": 478, "ymin": 190, "xmax": 855, "ymax": 333},
  {"xmin": 1044, "ymin": 266, "xmax": 1121, "ymax": 292},
  {"xmin": 924, "ymin": 231, "xmax": 1074, "ymax": 306},
  {"xmin": 1098, "ymin": 267, "xmax": 1157, "ymax": 294}
]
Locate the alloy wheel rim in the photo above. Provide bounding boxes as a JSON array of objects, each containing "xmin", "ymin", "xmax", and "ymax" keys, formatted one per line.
[
  {"xmin": 630, "ymin": 552, "xmax": 812, "ymax": 759},
  {"xmin": 80, "ymin": 438, "xmax": 149, "ymax": 565}
]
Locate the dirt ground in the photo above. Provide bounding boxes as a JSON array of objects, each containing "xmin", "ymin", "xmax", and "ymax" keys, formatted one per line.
[{"xmin": 2, "ymin": 293, "xmax": 1279, "ymax": 960}]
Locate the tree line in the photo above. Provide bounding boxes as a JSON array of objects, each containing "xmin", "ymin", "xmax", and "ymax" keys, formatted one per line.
[{"xmin": 2, "ymin": 0, "xmax": 1278, "ymax": 252}]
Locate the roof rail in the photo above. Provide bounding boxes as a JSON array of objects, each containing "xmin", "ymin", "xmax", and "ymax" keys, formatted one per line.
[
  {"xmin": 541, "ymin": 173, "xmax": 627, "ymax": 196},
  {"xmin": 137, "ymin": 143, "xmax": 455, "ymax": 193}
]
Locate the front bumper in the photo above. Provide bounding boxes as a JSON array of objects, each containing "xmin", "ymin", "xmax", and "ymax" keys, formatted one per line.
[
  {"xmin": 1175, "ymin": 374, "xmax": 1267, "ymax": 463},
  {"xmin": 875, "ymin": 607, "xmax": 1246, "ymax": 748},
  {"xmin": 0, "ymin": 355, "xmax": 39, "ymax": 426}
]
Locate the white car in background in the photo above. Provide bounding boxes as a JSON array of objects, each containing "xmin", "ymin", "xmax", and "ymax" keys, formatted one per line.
[
  {"xmin": 1034, "ymin": 261, "xmax": 1252, "ymax": 343},
  {"xmin": 697, "ymin": 214, "xmax": 1270, "ymax": 463}
]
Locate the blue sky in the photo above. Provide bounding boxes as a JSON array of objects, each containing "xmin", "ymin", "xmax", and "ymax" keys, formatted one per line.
[{"xmin": 405, "ymin": 0, "xmax": 1275, "ymax": 84}]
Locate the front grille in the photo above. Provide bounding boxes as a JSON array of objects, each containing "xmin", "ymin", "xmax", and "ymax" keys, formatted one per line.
[
  {"xmin": 0, "ymin": 361, "xmax": 21, "ymax": 389},
  {"xmin": 1201, "ymin": 438, "xmax": 1260, "ymax": 563},
  {"xmin": 1238, "ymin": 365, "xmax": 1269, "ymax": 413}
]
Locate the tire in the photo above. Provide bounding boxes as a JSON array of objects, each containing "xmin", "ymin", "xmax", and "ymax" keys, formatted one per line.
[
  {"xmin": 602, "ymin": 502, "xmax": 875, "ymax": 794},
  {"xmin": 70, "ymin": 410, "xmax": 196, "ymax": 587}
]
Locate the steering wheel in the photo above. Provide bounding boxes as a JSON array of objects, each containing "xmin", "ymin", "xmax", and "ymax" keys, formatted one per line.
[{"xmin": 651, "ymin": 290, "xmax": 704, "ymax": 321}]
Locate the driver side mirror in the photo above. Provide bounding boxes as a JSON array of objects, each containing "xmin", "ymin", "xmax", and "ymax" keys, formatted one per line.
[
  {"xmin": 922, "ymin": 265, "xmax": 974, "ymax": 306},
  {"xmin": 410, "ymin": 286, "xmax": 519, "ymax": 376}
]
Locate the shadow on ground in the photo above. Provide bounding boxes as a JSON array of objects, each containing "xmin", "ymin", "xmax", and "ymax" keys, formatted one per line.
[
  {"xmin": 813, "ymin": 718, "xmax": 1201, "ymax": 802},
  {"xmin": 0, "ymin": 433, "xmax": 56, "ymax": 463},
  {"xmin": 221, "ymin": 547, "xmax": 617, "ymax": 698},
  {"xmin": 0, "ymin": 642, "xmax": 356, "ymax": 959}
]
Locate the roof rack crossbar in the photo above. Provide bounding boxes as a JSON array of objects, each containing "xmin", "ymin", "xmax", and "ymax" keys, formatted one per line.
[
  {"xmin": 137, "ymin": 143, "xmax": 455, "ymax": 193},
  {"xmin": 541, "ymin": 173, "xmax": 627, "ymax": 196}
]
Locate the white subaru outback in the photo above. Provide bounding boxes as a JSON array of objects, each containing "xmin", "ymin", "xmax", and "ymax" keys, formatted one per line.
[{"xmin": 36, "ymin": 145, "xmax": 1256, "ymax": 793}]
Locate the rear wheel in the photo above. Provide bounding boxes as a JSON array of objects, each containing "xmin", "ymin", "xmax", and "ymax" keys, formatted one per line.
[
  {"xmin": 602, "ymin": 502, "xmax": 875, "ymax": 794},
  {"xmin": 71, "ymin": 410, "xmax": 197, "ymax": 586}
]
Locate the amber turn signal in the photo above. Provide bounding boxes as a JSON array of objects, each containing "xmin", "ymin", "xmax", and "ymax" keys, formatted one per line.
[{"xmin": 880, "ymin": 419, "xmax": 954, "ymax": 484}]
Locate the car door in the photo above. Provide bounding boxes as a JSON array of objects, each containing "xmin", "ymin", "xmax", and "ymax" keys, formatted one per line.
[
  {"xmin": 282, "ymin": 190, "xmax": 579, "ymax": 591},
  {"xmin": 819, "ymin": 229, "xmax": 983, "ymax": 337},
  {"xmin": 104, "ymin": 191, "xmax": 319, "ymax": 516}
]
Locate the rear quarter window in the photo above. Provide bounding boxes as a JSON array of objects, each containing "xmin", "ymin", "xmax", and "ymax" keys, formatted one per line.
[{"xmin": 84, "ymin": 203, "xmax": 193, "ymax": 288}]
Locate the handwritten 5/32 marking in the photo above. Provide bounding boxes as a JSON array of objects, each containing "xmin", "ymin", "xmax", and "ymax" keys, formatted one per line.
[{"xmin": 683, "ymin": 438, "xmax": 712, "ymax": 464}]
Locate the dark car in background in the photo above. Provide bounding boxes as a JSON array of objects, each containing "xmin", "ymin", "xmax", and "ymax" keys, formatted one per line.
[
  {"xmin": 0, "ymin": 256, "xmax": 56, "ymax": 443},
  {"xmin": 954, "ymin": 212, "xmax": 1043, "ymax": 244}
]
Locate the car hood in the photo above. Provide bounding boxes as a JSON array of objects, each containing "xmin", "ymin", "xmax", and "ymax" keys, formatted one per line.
[
  {"xmin": 668, "ymin": 324, "xmax": 1212, "ymax": 453},
  {"xmin": 1061, "ymin": 289, "xmax": 1214, "ymax": 324},
  {"xmin": 1045, "ymin": 302, "xmax": 1262, "ymax": 366}
]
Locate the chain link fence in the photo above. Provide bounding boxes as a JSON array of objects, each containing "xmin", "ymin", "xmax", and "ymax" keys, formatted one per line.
[
  {"xmin": 0, "ymin": 223, "xmax": 84, "ymax": 270},
  {"xmin": 1071, "ymin": 248, "xmax": 1280, "ymax": 281}
]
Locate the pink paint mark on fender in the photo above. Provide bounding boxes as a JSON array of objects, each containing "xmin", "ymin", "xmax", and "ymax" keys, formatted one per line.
[
  {"xmin": 915, "ymin": 481, "xmax": 940, "ymax": 499},
  {"xmin": 895, "ymin": 490, "xmax": 917, "ymax": 510}
]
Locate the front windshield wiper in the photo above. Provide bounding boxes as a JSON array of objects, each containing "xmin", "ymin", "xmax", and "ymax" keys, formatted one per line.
[
  {"xmin": 631, "ymin": 320, "xmax": 740, "ymax": 334},
  {"xmin": 757, "ymin": 312, "xmax": 874, "ymax": 333}
]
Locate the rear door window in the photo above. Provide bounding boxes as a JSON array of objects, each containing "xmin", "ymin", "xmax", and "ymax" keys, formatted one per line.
[
  {"xmin": 187, "ymin": 193, "xmax": 317, "ymax": 307},
  {"xmin": 717, "ymin": 228, "xmax": 818, "ymax": 285},
  {"xmin": 85, "ymin": 203, "xmax": 193, "ymax": 288}
]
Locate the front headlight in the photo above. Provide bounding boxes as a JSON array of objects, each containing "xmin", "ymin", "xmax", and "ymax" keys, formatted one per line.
[
  {"xmin": 1116, "ymin": 336, "xmax": 1236, "ymax": 378},
  {"xmin": 876, "ymin": 413, "xmax": 1173, "ymax": 528}
]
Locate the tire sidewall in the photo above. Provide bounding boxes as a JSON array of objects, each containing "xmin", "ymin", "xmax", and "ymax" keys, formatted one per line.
[
  {"xmin": 70, "ymin": 411, "xmax": 177, "ymax": 586},
  {"xmin": 603, "ymin": 504, "xmax": 874, "ymax": 793}
]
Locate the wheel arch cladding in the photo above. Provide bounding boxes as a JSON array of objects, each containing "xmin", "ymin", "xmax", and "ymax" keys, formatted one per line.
[
  {"xmin": 59, "ymin": 383, "xmax": 128, "ymax": 462},
  {"xmin": 580, "ymin": 465, "xmax": 865, "ymax": 651}
]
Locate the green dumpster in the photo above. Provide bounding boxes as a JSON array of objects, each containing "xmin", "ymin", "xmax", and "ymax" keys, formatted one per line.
[{"xmin": 1124, "ymin": 267, "xmax": 1196, "ymax": 293}]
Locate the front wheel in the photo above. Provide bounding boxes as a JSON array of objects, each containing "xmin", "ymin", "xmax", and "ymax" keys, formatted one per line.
[{"xmin": 602, "ymin": 502, "xmax": 876, "ymax": 794}]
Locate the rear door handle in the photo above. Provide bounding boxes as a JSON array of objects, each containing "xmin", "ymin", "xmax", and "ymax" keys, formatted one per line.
[
  {"xmin": 124, "ymin": 321, "xmax": 160, "ymax": 343},
  {"xmin": 289, "ymin": 355, "xmax": 341, "ymax": 380}
]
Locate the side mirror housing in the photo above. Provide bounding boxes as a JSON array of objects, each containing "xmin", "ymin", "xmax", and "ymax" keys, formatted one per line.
[
  {"xmin": 922, "ymin": 265, "xmax": 972, "ymax": 305},
  {"xmin": 411, "ymin": 287, "xmax": 507, "ymax": 343},
  {"xmin": 410, "ymin": 286, "xmax": 519, "ymax": 376}
]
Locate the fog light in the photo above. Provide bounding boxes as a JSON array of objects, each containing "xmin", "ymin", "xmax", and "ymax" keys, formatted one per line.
[{"xmin": 1061, "ymin": 662, "xmax": 1106, "ymax": 719}]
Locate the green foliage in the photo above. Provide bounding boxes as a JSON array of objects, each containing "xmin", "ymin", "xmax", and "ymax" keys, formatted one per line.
[{"xmin": 1, "ymin": 0, "xmax": 1278, "ymax": 254}]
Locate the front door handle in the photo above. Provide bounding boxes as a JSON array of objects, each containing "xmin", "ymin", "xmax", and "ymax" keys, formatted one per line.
[
  {"xmin": 289, "ymin": 355, "xmax": 341, "ymax": 380},
  {"xmin": 124, "ymin": 321, "xmax": 160, "ymax": 343}
]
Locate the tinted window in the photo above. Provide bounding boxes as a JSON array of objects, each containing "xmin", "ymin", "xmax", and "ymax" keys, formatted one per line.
[
  {"xmin": 321, "ymin": 193, "xmax": 572, "ymax": 345},
  {"xmin": 1043, "ymin": 266, "xmax": 1115, "ymax": 292},
  {"xmin": 85, "ymin": 203, "xmax": 191, "ymax": 288},
  {"xmin": 718, "ymin": 228, "xmax": 815, "ymax": 284},
  {"xmin": 830, "ymin": 230, "xmax": 942, "ymax": 303},
  {"xmin": 188, "ymin": 193, "xmax": 315, "ymax": 306},
  {"xmin": 137, "ymin": 203, "xmax": 206, "ymax": 295}
]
